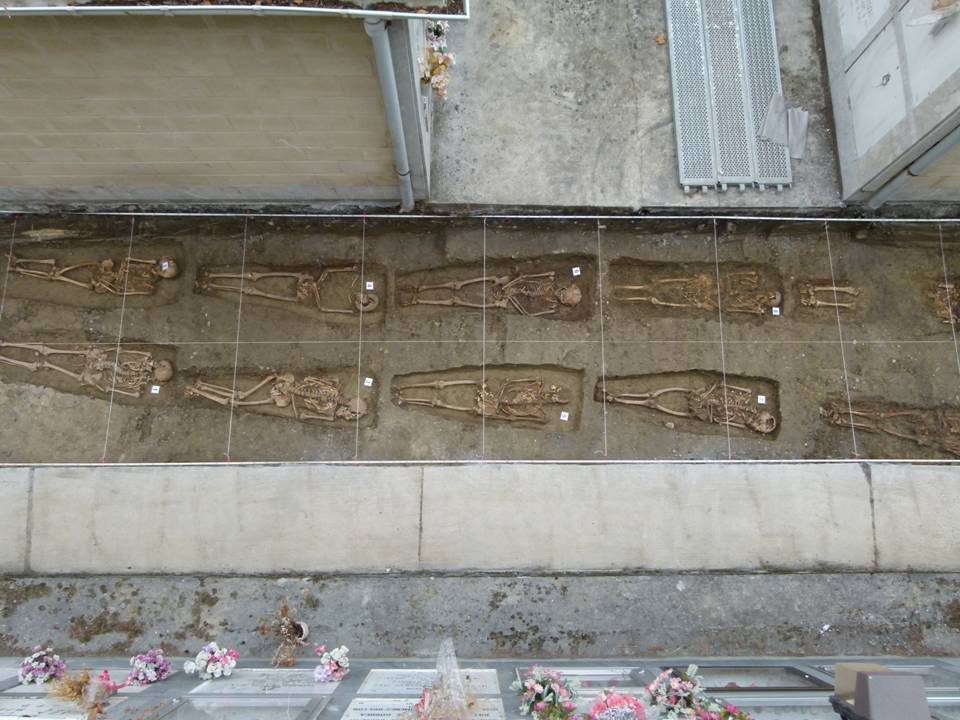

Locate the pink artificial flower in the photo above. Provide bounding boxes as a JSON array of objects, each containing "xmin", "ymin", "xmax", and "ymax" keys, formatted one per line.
[{"xmin": 97, "ymin": 670, "xmax": 127, "ymax": 695}]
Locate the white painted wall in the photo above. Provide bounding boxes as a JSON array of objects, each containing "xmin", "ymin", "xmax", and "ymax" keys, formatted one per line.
[{"xmin": 1, "ymin": 462, "xmax": 955, "ymax": 574}]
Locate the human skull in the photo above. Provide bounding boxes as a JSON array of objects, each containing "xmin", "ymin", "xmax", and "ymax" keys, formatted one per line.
[
  {"xmin": 152, "ymin": 360, "xmax": 175, "ymax": 383},
  {"xmin": 270, "ymin": 373, "xmax": 297, "ymax": 408},
  {"xmin": 354, "ymin": 292, "xmax": 380, "ymax": 312},
  {"xmin": 348, "ymin": 397, "xmax": 368, "ymax": 417},
  {"xmin": 156, "ymin": 256, "xmax": 180, "ymax": 279},
  {"xmin": 542, "ymin": 384, "xmax": 569, "ymax": 404},
  {"xmin": 750, "ymin": 410, "xmax": 778, "ymax": 434},
  {"xmin": 558, "ymin": 284, "xmax": 582, "ymax": 306}
]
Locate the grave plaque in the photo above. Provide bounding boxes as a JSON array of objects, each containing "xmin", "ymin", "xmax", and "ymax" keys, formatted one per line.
[
  {"xmin": 342, "ymin": 697, "xmax": 505, "ymax": 720},
  {"xmin": 358, "ymin": 669, "xmax": 500, "ymax": 695},
  {"xmin": 0, "ymin": 696, "xmax": 127, "ymax": 719},
  {"xmin": 165, "ymin": 697, "xmax": 316, "ymax": 720},
  {"xmin": 189, "ymin": 669, "xmax": 338, "ymax": 696}
]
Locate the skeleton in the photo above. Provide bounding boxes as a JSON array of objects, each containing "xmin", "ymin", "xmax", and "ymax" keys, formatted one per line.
[
  {"xmin": 933, "ymin": 280, "xmax": 960, "ymax": 325},
  {"xmin": 399, "ymin": 272, "xmax": 582, "ymax": 317},
  {"xmin": 0, "ymin": 341, "xmax": 173, "ymax": 397},
  {"xmin": 820, "ymin": 399, "xmax": 960, "ymax": 457},
  {"xmin": 614, "ymin": 270, "xmax": 781, "ymax": 316},
  {"xmin": 260, "ymin": 602, "xmax": 309, "ymax": 669},
  {"xmin": 185, "ymin": 372, "xmax": 366, "ymax": 423},
  {"xmin": 196, "ymin": 265, "xmax": 379, "ymax": 314},
  {"xmin": 9, "ymin": 254, "xmax": 179, "ymax": 295},
  {"xmin": 394, "ymin": 377, "xmax": 568, "ymax": 423},
  {"xmin": 603, "ymin": 382, "xmax": 777, "ymax": 434},
  {"xmin": 799, "ymin": 280, "xmax": 861, "ymax": 309}
]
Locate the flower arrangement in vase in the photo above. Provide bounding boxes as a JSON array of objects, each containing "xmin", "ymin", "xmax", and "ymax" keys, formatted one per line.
[
  {"xmin": 511, "ymin": 666, "xmax": 578, "ymax": 720},
  {"xmin": 261, "ymin": 601, "xmax": 309, "ymax": 668}
]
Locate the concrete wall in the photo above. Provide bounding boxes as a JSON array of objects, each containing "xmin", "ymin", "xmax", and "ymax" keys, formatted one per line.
[
  {"xmin": 0, "ymin": 463, "xmax": 956, "ymax": 575},
  {"xmin": 0, "ymin": 16, "xmax": 398, "ymax": 203},
  {"xmin": 4, "ymin": 574, "xmax": 960, "ymax": 657}
]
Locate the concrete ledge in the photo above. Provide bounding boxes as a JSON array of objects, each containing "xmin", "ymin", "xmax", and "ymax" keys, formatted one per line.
[
  {"xmin": 28, "ymin": 465, "xmax": 422, "ymax": 574},
  {"xmin": 0, "ymin": 469, "xmax": 30, "ymax": 573},
  {"xmin": 0, "ymin": 462, "xmax": 954, "ymax": 574},
  {"xmin": 872, "ymin": 465, "xmax": 960, "ymax": 571},
  {"xmin": 420, "ymin": 464, "xmax": 875, "ymax": 572}
]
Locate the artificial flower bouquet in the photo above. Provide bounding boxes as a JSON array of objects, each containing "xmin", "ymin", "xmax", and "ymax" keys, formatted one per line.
[
  {"xmin": 646, "ymin": 666, "xmax": 752, "ymax": 720},
  {"xmin": 587, "ymin": 690, "xmax": 646, "ymax": 720},
  {"xmin": 511, "ymin": 666, "xmax": 578, "ymax": 720},
  {"xmin": 420, "ymin": 20, "xmax": 456, "ymax": 99},
  {"xmin": 18, "ymin": 646, "xmax": 67, "ymax": 685},
  {"xmin": 692, "ymin": 702, "xmax": 753, "ymax": 720},
  {"xmin": 183, "ymin": 642, "xmax": 239, "ymax": 680},
  {"xmin": 313, "ymin": 644, "xmax": 350, "ymax": 682},
  {"xmin": 126, "ymin": 648, "xmax": 172, "ymax": 686}
]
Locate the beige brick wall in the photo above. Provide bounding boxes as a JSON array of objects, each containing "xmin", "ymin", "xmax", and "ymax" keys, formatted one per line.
[{"xmin": 0, "ymin": 16, "xmax": 399, "ymax": 202}]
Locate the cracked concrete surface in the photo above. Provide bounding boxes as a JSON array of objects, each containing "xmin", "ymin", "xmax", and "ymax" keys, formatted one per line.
[
  {"xmin": 429, "ymin": 0, "xmax": 842, "ymax": 209},
  {"xmin": 1, "ymin": 574, "xmax": 959, "ymax": 658}
]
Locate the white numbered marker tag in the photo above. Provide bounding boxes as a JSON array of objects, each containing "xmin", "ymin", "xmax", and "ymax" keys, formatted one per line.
[
  {"xmin": 757, "ymin": 395, "xmax": 767, "ymax": 405},
  {"xmin": 363, "ymin": 377, "xmax": 374, "ymax": 388},
  {"xmin": 365, "ymin": 281, "xmax": 375, "ymax": 291},
  {"xmin": 160, "ymin": 261, "xmax": 170, "ymax": 271},
  {"xmin": 560, "ymin": 411, "xmax": 570, "ymax": 422},
  {"xmin": 571, "ymin": 267, "xmax": 582, "ymax": 277},
  {"xmin": 772, "ymin": 307, "xmax": 781, "ymax": 316},
  {"xmin": 150, "ymin": 385, "xmax": 161, "ymax": 395}
]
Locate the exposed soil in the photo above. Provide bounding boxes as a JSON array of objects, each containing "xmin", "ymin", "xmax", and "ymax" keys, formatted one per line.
[{"xmin": 0, "ymin": 216, "xmax": 958, "ymax": 462}]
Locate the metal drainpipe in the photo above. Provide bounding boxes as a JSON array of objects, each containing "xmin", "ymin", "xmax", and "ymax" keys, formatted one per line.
[{"xmin": 364, "ymin": 17, "xmax": 415, "ymax": 212}]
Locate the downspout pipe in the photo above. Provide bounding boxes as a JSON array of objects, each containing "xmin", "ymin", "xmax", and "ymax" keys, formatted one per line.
[{"xmin": 364, "ymin": 17, "xmax": 415, "ymax": 212}]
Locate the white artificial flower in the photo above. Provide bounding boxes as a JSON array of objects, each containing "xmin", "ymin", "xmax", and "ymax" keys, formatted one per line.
[{"xmin": 183, "ymin": 660, "xmax": 197, "ymax": 674}]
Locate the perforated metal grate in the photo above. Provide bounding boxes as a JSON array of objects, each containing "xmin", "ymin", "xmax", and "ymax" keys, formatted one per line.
[
  {"xmin": 702, "ymin": 0, "xmax": 756, "ymax": 186},
  {"xmin": 666, "ymin": 0, "xmax": 791, "ymax": 191},
  {"xmin": 666, "ymin": 0, "xmax": 717, "ymax": 189},
  {"xmin": 740, "ymin": 0, "xmax": 792, "ymax": 187}
]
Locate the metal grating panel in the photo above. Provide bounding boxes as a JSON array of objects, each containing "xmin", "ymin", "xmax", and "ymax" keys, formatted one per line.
[
  {"xmin": 666, "ymin": 0, "xmax": 791, "ymax": 191},
  {"xmin": 666, "ymin": 0, "xmax": 718, "ymax": 189},
  {"xmin": 739, "ymin": 0, "xmax": 792, "ymax": 187},
  {"xmin": 702, "ymin": 0, "xmax": 757, "ymax": 186}
]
